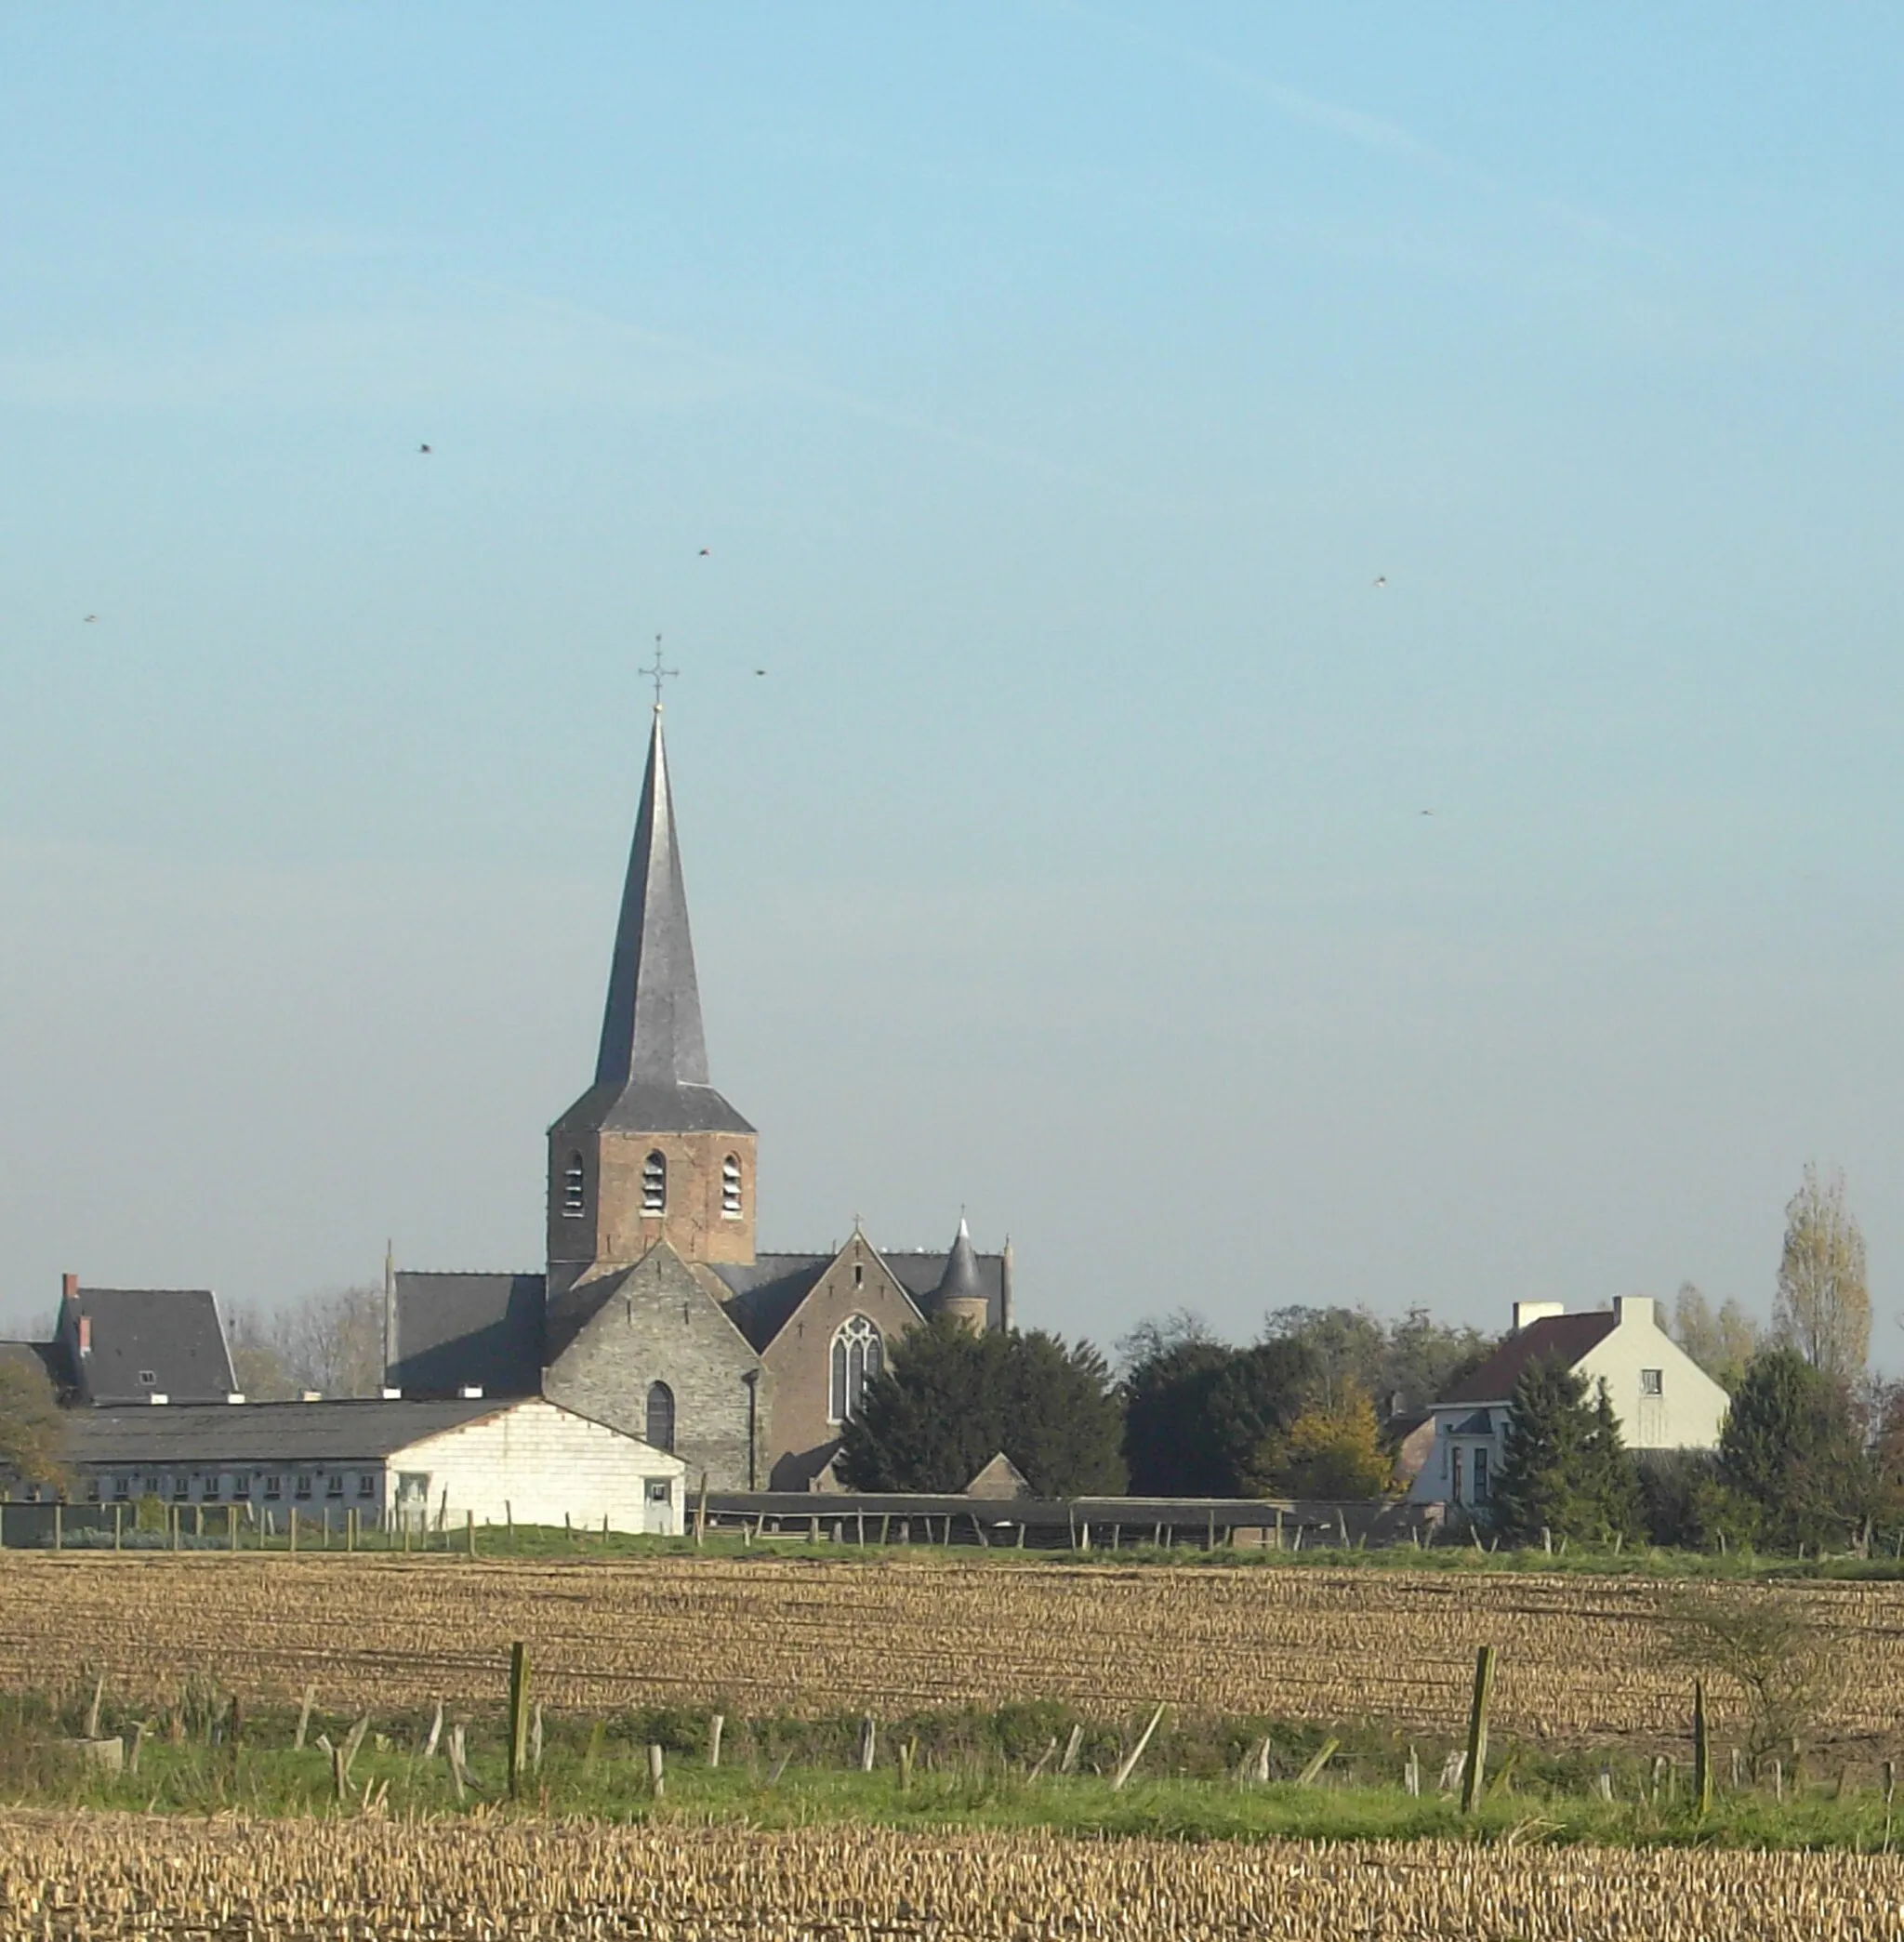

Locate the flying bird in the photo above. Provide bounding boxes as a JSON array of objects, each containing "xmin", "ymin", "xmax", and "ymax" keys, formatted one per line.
[
  {"xmin": 418, "ymin": 443, "xmax": 432, "ymax": 455},
  {"xmin": 1372, "ymin": 575, "xmax": 1387, "ymax": 588},
  {"xmin": 83, "ymin": 614, "xmax": 98, "ymax": 623},
  {"xmin": 698, "ymin": 547, "xmax": 711, "ymax": 556},
  {"xmin": 754, "ymin": 667, "xmax": 767, "ymax": 676}
]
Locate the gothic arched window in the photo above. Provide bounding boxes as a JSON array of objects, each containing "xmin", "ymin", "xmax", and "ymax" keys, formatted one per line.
[
  {"xmin": 562, "ymin": 1153, "xmax": 586, "ymax": 1218},
  {"xmin": 641, "ymin": 1151, "xmax": 667, "ymax": 1216},
  {"xmin": 829, "ymin": 1314, "xmax": 883, "ymax": 1426},
  {"xmin": 645, "ymin": 1381, "xmax": 676, "ymax": 1452},
  {"xmin": 721, "ymin": 1154, "xmax": 743, "ymax": 1218}
]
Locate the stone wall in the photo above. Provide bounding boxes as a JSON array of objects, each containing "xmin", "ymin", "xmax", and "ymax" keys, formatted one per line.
[{"xmin": 544, "ymin": 1246, "xmax": 766, "ymax": 1490}]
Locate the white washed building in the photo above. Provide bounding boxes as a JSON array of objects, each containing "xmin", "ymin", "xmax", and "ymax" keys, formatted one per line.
[
  {"xmin": 1409, "ymin": 1295, "xmax": 1731, "ymax": 1513},
  {"xmin": 38, "ymin": 1394, "xmax": 687, "ymax": 1535}
]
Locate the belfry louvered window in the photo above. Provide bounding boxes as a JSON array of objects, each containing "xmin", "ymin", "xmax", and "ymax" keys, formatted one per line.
[
  {"xmin": 829, "ymin": 1314, "xmax": 883, "ymax": 1426},
  {"xmin": 562, "ymin": 1153, "xmax": 586, "ymax": 1218},
  {"xmin": 721, "ymin": 1154, "xmax": 743, "ymax": 1217},
  {"xmin": 642, "ymin": 1151, "xmax": 667, "ymax": 1215}
]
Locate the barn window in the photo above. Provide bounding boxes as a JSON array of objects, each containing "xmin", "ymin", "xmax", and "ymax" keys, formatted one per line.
[
  {"xmin": 138, "ymin": 1369, "xmax": 156, "ymax": 1386},
  {"xmin": 355, "ymin": 1473, "xmax": 375, "ymax": 1499},
  {"xmin": 642, "ymin": 1151, "xmax": 668, "ymax": 1215},
  {"xmin": 829, "ymin": 1314, "xmax": 883, "ymax": 1425},
  {"xmin": 646, "ymin": 1381, "xmax": 676, "ymax": 1452},
  {"xmin": 84, "ymin": 1478, "xmax": 100, "ymax": 1502},
  {"xmin": 562, "ymin": 1153, "xmax": 587, "ymax": 1218},
  {"xmin": 325, "ymin": 1473, "xmax": 344, "ymax": 1499},
  {"xmin": 721, "ymin": 1154, "xmax": 743, "ymax": 1217},
  {"xmin": 294, "ymin": 1473, "xmax": 313, "ymax": 1500}
]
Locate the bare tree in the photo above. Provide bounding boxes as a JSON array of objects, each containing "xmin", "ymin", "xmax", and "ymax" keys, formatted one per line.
[
  {"xmin": 1672, "ymin": 1282, "xmax": 1761, "ymax": 1392},
  {"xmin": 225, "ymin": 1304, "xmax": 296, "ymax": 1401},
  {"xmin": 226, "ymin": 1285, "xmax": 386, "ymax": 1400},
  {"xmin": 1665, "ymin": 1586, "xmax": 1843, "ymax": 1775},
  {"xmin": 1774, "ymin": 1165, "xmax": 1871, "ymax": 1380}
]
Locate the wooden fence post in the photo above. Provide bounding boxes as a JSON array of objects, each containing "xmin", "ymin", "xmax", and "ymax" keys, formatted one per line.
[
  {"xmin": 1459, "ymin": 1645, "xmax": 1496, "ymax": 1814},
  {"xmin": 467, "ymin": 1509, "xmax": 476, "ymax": 1557},
  {"xmin": 708, "ymin": 1713, "xmax": 725, "ymax": 1768},
  {"xmin": 112, "ymin": 1503, "xmax": 122, "ymax": 1552},
  {"xmin": 859, "ymin": 1713, "xmax": 878, "ymax": 1773},
  {"xmin": 52, "ymin": 1502, "xmax": 61, "ymax": 1552},
  {"xmin": 1692, "ymin": 1678, "xmax": 1712, "ymax": 1817},
  {"xmin": 1110, "ymin": 1704, "xmax": 1165, "ymax": 1791},
  {"xmin": 507, "ymin": 1643, "xmax": 531, "ymax": 1799},
  {"xmin": 647, "ymin": 1743, "xmax": 666, "ymax": 1798},
  {"xmin": 696, "ymin": 1472, "xmax": 709, "ymax": 1547}
]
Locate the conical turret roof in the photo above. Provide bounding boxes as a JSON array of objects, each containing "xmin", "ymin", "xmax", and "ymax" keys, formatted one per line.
[{"xmin": 932, "ymin": 1216, "xmax": 985, "ymax": 1311}]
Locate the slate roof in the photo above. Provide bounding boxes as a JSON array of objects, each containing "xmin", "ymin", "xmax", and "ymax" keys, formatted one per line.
[
  {"xmin": 554, "ymin": 707, "xmax": 753, "ymax": 1141},
  {"xmin": 711, "ymin": 1239, "xmax": 1011, "ymax": 1349},
  {"xmin": 935, "ymin": 1218, "xmax": 984, "ymax": 1310},
  {"xmin": 70, "ymin": 1288, "xmax": 236, "ymax": 1404},
  {"xmin": 881, "ymin": 1247, "xmax": 1008, "ymax": 1333},
  {"xmin": 1435, "ymin": 1312, "xmax": 1620, "ymax": 1407},
  {"xmin": 59, "ymin": 1397, "xmax": 510, "ymax": 1466},
  {"xmin": 389, "ymin": 1273, "xmax": 544, "ymax": 1399}
]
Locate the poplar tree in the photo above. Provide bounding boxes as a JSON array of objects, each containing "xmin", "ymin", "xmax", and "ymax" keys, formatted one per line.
[{"xmin": 1774, "ymin": 1164, "xmax": 1871, "ymax": 1380}]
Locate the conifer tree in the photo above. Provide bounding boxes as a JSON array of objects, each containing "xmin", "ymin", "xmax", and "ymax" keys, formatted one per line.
[{"xmin": 1488, "ymin": 1358, "xmax": 1640, "ymax": 1546}]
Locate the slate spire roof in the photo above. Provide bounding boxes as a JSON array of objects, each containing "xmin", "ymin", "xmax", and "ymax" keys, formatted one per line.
[
  {"xmin": 933, "ymin": 1216, "xmax": 984, "ymax": 1312},
  {"xmin": 554, "ymin": 705, "xmax": 753, "ymax": 1138}
]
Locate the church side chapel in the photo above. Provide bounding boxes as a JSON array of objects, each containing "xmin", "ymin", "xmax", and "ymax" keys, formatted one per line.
[{"xmin": 387, "ymin": 694, "xmax": 1012, "ymax": 1489}]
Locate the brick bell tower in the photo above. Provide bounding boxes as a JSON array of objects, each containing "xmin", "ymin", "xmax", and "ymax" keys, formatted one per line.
[{"xmin": 546, "ymin": 698, "xmax": 758, "ymax": 1301}]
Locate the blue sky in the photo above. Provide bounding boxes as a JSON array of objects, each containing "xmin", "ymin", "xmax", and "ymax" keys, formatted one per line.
[{"xmin": 3, "ymin": 5, "xmax": 1902, "ymax": 1361}]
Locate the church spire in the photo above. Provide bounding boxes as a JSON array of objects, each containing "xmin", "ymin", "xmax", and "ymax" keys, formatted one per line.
[{"xmin": 595, "ymin": 706, "xmax": 710, "ymax": 1090}]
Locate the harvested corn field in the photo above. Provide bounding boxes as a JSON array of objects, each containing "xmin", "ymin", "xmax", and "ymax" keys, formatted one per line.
[
  {"xmin": 7, "ymin": 1810, "xmax": 1904, "ymax": 1941},
  {"xmin": 7, "ymin": 1553, "xmax": 1904, "ymax": 1746}
]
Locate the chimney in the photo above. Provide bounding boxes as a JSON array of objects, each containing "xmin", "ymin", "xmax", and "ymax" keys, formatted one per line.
[
  {"xmin": 458, "ymin": 1384, "xmax": 484, "ymax": 1400},
  {"xmin": 380, "ymin": 1386, "xmax": 402, "ymax": 1401},
  {"xmin": 77, "ymin": 1314, "xmax": 92, "ymax": 1356},
  {"xmin": 226, "ymin": 1393, "xmax": 245, "ymax": 1405},
  {"xmin": 149, "ymin": 1393, "xmax": 169, "ymax": 1406},
  {"xmin": 1613, "ymin": 1294, "xmax": 1658, "ymax": 1330},
  {"xmin": 1512, "ymin": 1301, "xmax": 1564, "ymax": 1333},
  {"xmin": 61, "ymin": 1272, "xmax": 79, "ymax": 1302}
]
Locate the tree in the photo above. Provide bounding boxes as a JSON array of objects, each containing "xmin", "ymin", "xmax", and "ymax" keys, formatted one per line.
[
  {"xmin": 1664, "ymin": 1586, "xmax": 1842, "ymax": 1775},
  {"xmin": 1671, "ymin": 1282, "xmax": 1760, "ymax": 1393},
  {"xmin": 0, "ymin": 1354, "xmax": 66, "ymax": 1492},
  {"xmin": 839, "ymin": 1319, "xmax": 1126, "ymax": 1496},
  {"xmin": 226, "ymin": 1284, "xmax": 386, "ymax": 1401},
  {"xmin": 1250, "ymin": 1384, "xmax": 1392, "ymax": 1499},
  {"xmin": 1488, "ymin": 1358, "xmax": 1641, "ymax": 1546},
  {"xmin": 1120, "ymin": 1334, "xmax": 1236, "ymax": 1495},
  {"xmin": 1718, "ymin": 1345, "xmax": 1869, "ymax": 1552},
  {"xmin": 1260, "ymin": 1303, "xmax": 1495, "ymax": 1417},
  {"xmin": 1773, "ymin": 1165, "xmax": 1870, "ymax": 1380}
]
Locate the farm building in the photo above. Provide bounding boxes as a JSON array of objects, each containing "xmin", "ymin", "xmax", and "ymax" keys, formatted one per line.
[
  {"xmin": 0, "ymin": 1276, "xmax": 237, "ymax": 1405},
  {"xmin": 2, "ymin": 1394, "xmax": 686, "ymax": 1535},
  {"xmin": 1409, "ymin": 1294, "xmax": 1730, "ymax": 1513}
]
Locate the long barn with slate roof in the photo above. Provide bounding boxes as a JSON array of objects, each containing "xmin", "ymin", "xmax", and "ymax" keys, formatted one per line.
[{"xmin": 387, "ymin": 697, "xmax": 1013, "ymax": 1491}]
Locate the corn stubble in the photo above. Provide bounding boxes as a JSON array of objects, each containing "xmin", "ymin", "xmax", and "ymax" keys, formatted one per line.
[{"xmin": 4, "ymin": 1811, "xmax": 1900, "ymax": 1940}]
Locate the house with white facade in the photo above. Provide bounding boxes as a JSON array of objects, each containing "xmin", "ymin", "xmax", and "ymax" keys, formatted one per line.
[
  {"xmin": 1408, "ymin": 1295, "xmax": 1731, "ymax": 1515},
  {"xmin": 12, "ymin": 1394, "xmax": 688, "ymax": 1536}
]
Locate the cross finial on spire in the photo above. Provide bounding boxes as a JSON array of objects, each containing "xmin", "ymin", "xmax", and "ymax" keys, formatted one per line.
[{"xmin": 643, "ymin": 634, "xmax": 679, "ymax": 710}]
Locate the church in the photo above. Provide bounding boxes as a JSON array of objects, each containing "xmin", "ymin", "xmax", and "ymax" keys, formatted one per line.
[{"xmin": 385, "ymin": 700, "xmax": 1012, "ymax": 1490}]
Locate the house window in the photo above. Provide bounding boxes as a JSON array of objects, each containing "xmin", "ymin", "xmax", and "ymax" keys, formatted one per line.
[
  {"xmin": 84, "ymin": 1478, "xmax": 100, "ymax": 1503},
  {"xmin": 325, "ymin": 1473, "xmax": 345, "ymax": 1499},
  {"xmin": 1473, "ymin": 1448, "xmax": 1489, "ymax": 1502},
  {"xmin": 721, "ymin": 1154, "xmax": 743, "ymax": 1218},
  {"xmin": 646, "ymin": 1381, "xmax": 676, "ymax": 1452},
  {"xmin": 262, "ymin": 1474, "xmax": 282, "ymax": 1500},
  {"xmin": 829, "ymin": 1314, "xmax": 883, "ymax": 1425},
  {"xmin": 138, "ymin": 1369, "xmax": 156, "ymax": 1386},
  {"xmin": 562, "ymin": 1153, "xmax": 587, "ymax": 1218},
  {"xmin": 642, "ymin": 1151, "xmax": 667, "ymax": 1216},
  {"xmin": 294, "ymin": 1474, "xmax": 313, "ymax": 1500},
  {"xmin": 647, "ymin": 1479, "xmax": 671, "ymax": 1505},
  {"xmin": 112, "ymin": 1475, "xmax": 130, "ymax": 1501},
  {"xmin": 1640, "ymin": 1368, "xmax": 1664, "ymax": 1396},
  {"xmin": 356, "ymin": 1473, "xmax": 376, "ymax": 1499},
  {"xmin": 169, "ymin": 1474, "xmax": 189, "ymax": 1501}
]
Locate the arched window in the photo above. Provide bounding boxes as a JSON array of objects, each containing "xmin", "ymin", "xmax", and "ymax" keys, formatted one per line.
[
  {"xmin": 829, "ymin": 1314, "xmax": 883, "ymax": 1426},
  {"xmin": 641, "ymin": 1151, "xmax": 667, "ymax": 1215},
  {"xmin": 562, "ymin": 1153, "xmax": 586, "ymax": 1218},
  {"xmin": 645, "ymin": 1381, "xmax": 676, "ymax": 1452},
  {"xmin": 721, "ymin": 1154, "xmax": 743, "ymax": 1218}
]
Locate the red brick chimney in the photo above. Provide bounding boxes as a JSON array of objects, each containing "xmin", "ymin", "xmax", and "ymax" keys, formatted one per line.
[
  {"xmin": 78, "ymin": 1314, "xmax": 91, "ymax": 1355},
  {"xmin": 61, "ymin": 1272, "xmax": 78, "ymax": 1302}
]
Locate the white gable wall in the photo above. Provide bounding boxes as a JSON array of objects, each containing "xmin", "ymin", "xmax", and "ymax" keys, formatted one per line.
[
  {"xmin": 389, "ymin": 1397, "xmax": 687, "ymax": 1535},
  {"xmin": 1573, "ymin": 1296, "xmax": 1730, "ymax": 1452}
]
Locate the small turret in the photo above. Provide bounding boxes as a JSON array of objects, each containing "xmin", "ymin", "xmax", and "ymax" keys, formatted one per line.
[{"xmin": 932, "ymin": 1217, "xmax": 989, "ymax": 1333}]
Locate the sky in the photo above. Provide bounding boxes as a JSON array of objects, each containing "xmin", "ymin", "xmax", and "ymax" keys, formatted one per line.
[{"xmin": 3, "ymin": 6, "xmax": 1903, "ymax": 1363}]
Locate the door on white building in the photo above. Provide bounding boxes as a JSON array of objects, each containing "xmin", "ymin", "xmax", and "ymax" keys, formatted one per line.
[
  {"xmin": 395, "ymin": 1471, "xmax": 430, "ymax": 1532},
  {"xmin": 643, "ymin": 1478, "xmax": 672, "ymax": 1535}
]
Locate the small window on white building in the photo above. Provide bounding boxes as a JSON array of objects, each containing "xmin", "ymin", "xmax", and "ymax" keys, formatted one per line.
[
  {"xmin": 646, "ymin": 1479, "xmax": 671, "ymax": 1505},
  {"xmin": 1640, "ymin": 1368, "xmax": 1663, "ymax": 1396},
  {"xmin": 642, "ymin": 1151, "xmax": 667, "ymax": 1215},
  {"xmin": 721, "ymin": 1154, "xmax": 743, "ymax": 1218}
]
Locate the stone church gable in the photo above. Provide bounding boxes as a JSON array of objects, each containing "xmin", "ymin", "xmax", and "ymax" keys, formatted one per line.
[
  {"xmin": 760, "ymin": 1234, "xmax": 924, "ymax": 1490},
  {"xmin": 543, "ymin": 1240, "xmax": 766, "ymax": 1491}
]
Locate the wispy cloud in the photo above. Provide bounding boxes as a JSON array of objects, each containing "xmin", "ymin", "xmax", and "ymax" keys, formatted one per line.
[{"xmin": 1043, "ymin": 0, "xmax": 1646, "ymax": 253}]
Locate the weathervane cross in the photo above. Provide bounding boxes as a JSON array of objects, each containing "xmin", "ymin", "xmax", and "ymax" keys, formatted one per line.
[{"xmin": 644, "ymin": 634, "xmax": 679, "ymax": 709}]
